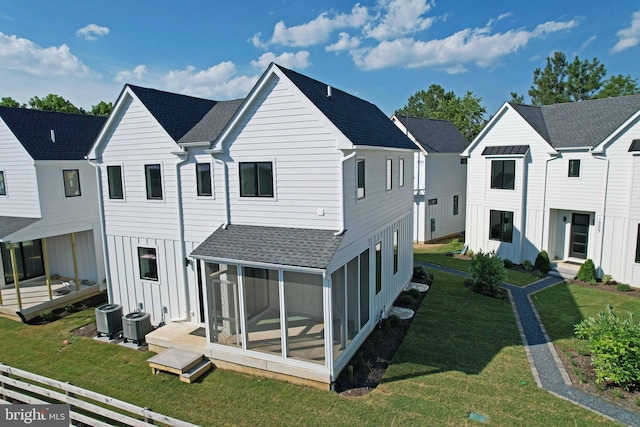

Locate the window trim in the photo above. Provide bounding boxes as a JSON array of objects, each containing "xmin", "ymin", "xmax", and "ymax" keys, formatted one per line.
[
  {"xmin": 386, "ymin": 158, "xmax": 393, "ymax": 191},
  {"xmin": 568, "ymin": 159, "xmax": 581, "ymax": 178},
  {"xmin": 239, "ymin": 161, "xmax": 274, "ymax": 198},
  {"xmin": 428, "ymin": 198, "xmax": 437, "ymax": 206},
  {"xmin": 106, "ymin": 165, "xmax": 124, "ymax": 200},
  {"xmin": 138, "ymin": 247, "xmax": 158, "ymax": 281},
  {"xmin": 490, "ymin": 159, "xmax": 515, "ymax": 190},
  {"xmin": 196, "ymin": 162, "xmax": 213, "ymax": 197},
  {"xmin": 0, "ymin": 170, "xmax": 6, "ymax": 196},
  {"xmin": 453, "ymin": 195, "xmax": 459, "ymax": 216},
  {"xmin": 489, "ymin": 210, "xmax": 514, "ymax": 243},
  {"xmin": 399, "ymin": 158, "xmax": 405, "ymax": 188},
  {"xmin": 393, "ymin": 229, "xmax": 399, "ymax": 275},
  {"xmin": 145, "ymin": 164, "xmax": 163, "ymax": 200},
  {"xmin": 62, "ymin": 169, "xmax": 81, "ymax": 198},
  {"xmin": 356, "ymin": 158, "xmax": 365, "ymax": 200},
  {"xmin": 635, "ymin": 224, "xmax": 640, "ymax": 264},
  {"xmin": 375, "ymin": 241, "xmax": 382, "ymax": 294}
]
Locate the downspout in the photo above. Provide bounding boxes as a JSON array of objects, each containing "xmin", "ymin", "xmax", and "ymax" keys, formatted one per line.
[
  {"xmin": 86, "ymin": 157, "xmax": 113, "ymax": 301},
  {"xmin": 335, "ymin": 150, "xmax": 357, "ymax": 236},
  {"xmin": 593, "ymin": 154, "xmax": 609, "ymax": 276},
  {"xmin": 173, "ymin": 150, "xmax": 190, "ymax": 322},
  {"xmin": 212, "ymin": 156, "xmax": 230, "ymax": 229},
  {"xmin": 540, "ymin": 153, "xmax": 559, "ymax": 255}
]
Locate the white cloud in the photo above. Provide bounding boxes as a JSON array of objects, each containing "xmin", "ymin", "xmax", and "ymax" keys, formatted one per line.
[
  {"xmin": 115, "ymin": 65, "xmax": 147, "ymax": 82},
  {"xmin": 353, "ymin": 19, "xmax": 578, "ymax": 71},
  {"xmin": 251, "ymin": 51, "xmax": 310, "ymax": 69},
  {"xmin": 76, "ymin": 24, "xmax": 109, "ymax": 41},
  {"xmin": 574, "ymin": 35, "xmax": 597, "ymax": 56},
  {"xmin": 326, "ymin": 32, "xmax": 361, "ymax": 52},
  {"xmin": 257, "ymin": 4, "xmax": 370, "ymax": 47},
  {"xmin": 611, "ymin": 10, "xmax": 640, "ymax": 53},
  {"xmin": 163, "ymin": 61, "xmax": 258, "ymax": 99},
  {"xmin": 0, "ymin": 32, "xmax": 89, "ymax": 76},
  {"xmin": 365, "ymin": 0, "xmax": 436, "ymax": 41}
]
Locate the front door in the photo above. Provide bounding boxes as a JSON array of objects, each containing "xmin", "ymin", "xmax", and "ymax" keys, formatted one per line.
[{"xmin": 570, "ymin": 214, "xmax": 590, "ymax": 259}]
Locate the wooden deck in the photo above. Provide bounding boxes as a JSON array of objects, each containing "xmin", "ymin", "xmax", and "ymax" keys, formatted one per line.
[{"xmin": 0, "ymin": 278, "xmax": 104, "ymax": 322}]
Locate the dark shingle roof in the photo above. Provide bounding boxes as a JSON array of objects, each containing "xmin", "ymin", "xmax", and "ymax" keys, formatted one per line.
[
  {"xmin": 510, "ymin": 95, "xmax": 640, "ymax": 148},
  {"xmin": 191, "ymin": 224, "xmax": 343, "ymax": 269},
  {"xmin": 179, "ymin": 99, "xmax": 244, "ymax": 143},
  {"xmin": 482, "ymin": 145, "xmax": 530, "ymax": 156},
  {"xmin": 0, "ymin": 107, "xmax": 106, "ymax": 160},
  {"xmin": 277, "ymin": 65, "xmax": 416, "ymax": 150},
  {"xmin": 630, "ymin": 139, "xmax": 640, "ymax": 152},
  {"xmin": 127, "ymin": 85, "xmax": 217, "ymax": 142},
  {"xmin": 0, "ymin": 216, "xmax": 40, "ymax": 241},
  {"xmin": 395, "ymin": 116, "xmax": 469, "ymax": 153}
]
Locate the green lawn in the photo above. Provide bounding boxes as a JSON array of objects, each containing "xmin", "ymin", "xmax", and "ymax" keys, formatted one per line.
[
  {"xmin": 0, "ymin": 270, "xmax": 614, "ymax": 426},
  {"xmin": 414, "ymin": 245, "xmax": 540, "ymax": 287},
  {"xmin": 532, "ymin": 283, "xmax": 640, "ymax": 354}
]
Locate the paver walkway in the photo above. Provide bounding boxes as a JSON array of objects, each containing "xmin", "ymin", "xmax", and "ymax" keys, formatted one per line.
[{"xmin": 417, "ymin": 261, "xmax": 640, "ymax": 426}]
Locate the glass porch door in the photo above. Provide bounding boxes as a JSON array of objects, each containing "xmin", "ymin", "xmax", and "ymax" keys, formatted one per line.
[
  {"xmin": 570, "ymin": 214, "xmax": 590, "ymax": 259},
  {"xmin": 1, "ymin": 240, "xmax": 45, "ymax": 285}
]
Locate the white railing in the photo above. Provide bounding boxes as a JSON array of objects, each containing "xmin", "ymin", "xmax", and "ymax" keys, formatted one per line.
[{"xmin": 0, "ymin": 363, "xmax": 199, "ymax": 427}]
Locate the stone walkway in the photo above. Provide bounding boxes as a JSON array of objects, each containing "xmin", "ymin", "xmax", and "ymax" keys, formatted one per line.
[{"xmin": 417, "ymin": 261, "xmax": 640, "ymax": 426}]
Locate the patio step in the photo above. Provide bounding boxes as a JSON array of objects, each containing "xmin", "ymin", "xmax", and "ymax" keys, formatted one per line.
[
  {"xmin": 180, "ymin": 358, "xmax": 212, "ymax": 383},
  {"xmin": 549, "ymin": 261, "xmax": 580, "ymax": 280},
  {"xmin": 147, "ymin": 347, "xmax": 211, "ymax": 383}
]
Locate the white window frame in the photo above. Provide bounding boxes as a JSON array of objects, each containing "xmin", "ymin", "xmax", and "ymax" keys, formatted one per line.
[
  {"xmin": 106, "ymin": 165, "xmax": 125, "ymax": 201},
  {"xmin": 196, "ymin": 162, "xmax": 214, "ymax": 198},
  {"xmin": 0, "ymin": 170, "xmax": 6, "ymax": 196},
  {"xmin": 399, "ymin": 158, "xmax": 405, "ymax": 188},
  {"xmin": 356, "ymin": 158, "xmax": 365, "ymax": 200},
  {"xmin": 144, "ymin": 164, "xmax": 164, "ymax": 201},
  {"xmin": 386, "ymin": 158, "xmax": 393, "ymax": 191}
]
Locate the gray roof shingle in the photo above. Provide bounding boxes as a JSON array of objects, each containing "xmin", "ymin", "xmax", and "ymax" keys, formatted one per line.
[
  {"xmin": 127, "ymin": 85, "xmax": 217, "ymax": 142},
  {"xmin": 179, "ymin": 98, "xmax": 244, "ymax": 143},
  {"xmin": 191, "ymin": 224, "xmax": 343, "ymax": 269},
  {"xmin": 277, "ymin": 65, "xmax": 416, "ymax": 151},
  {"xmin": 482, "ymin": 145, "xmax": 530, "ymax": 156},
  {"xmin": 0, "ymin": 216, "xmax": 40, "ymax": 241},
  {"xmin": 395, "ymin": 116, "xmax": 469, "ymax": 153},
  {"xmin": 0, "ymin": 107, "xmax": 106, "ymax": 160},
  {"xmin": 510, "ymin": 95, "xmax": 640, "ymax": 148}
]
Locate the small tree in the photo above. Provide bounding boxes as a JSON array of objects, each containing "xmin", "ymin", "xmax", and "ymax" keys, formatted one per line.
[
  {"xmin": 534, "ymin": 250, "xmax": 550, "ymax": 273},
  {"xmin": 468, "ymin": 250, "xmax": 507, "ymax": 296},
  {"xmin": 577, "ymin": 259, "xmax": 597, "ymax": 283}
]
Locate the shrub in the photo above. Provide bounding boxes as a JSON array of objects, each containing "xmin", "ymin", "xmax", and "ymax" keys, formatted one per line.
[
  {"xmin": 395, "ymin": 294, "xmax": 415, "ymax": 308},
  {"xmin": 534, "ymin": 250, "xmax": 550, "ymax": 273},
  {"xmin": 574, "ymin": 306, "xmax": 640, "ymax": 390},
  {"xmin": 577, "ymin": 259, "xmax": 597, "ymax": 283},
  {"xmin": 522, "ymin": 260, "xmax": 534, "ymax": 271},
  {"xmin": 448, "ymin": 238, "xmax": 464, "ymax": 252},
  {"xmin": 602, "ymin": 274, "xmax": 614, "ymax": 285},
  {"xmin": 405, "ymin": 288, "xmax": 421, "ymax": 299},
  {"xmin": 40, "ymin": 311, "xmax": 54, "ymax": 322},
  {"xmin": 466, "ymin": 249, "xmax": 474, "ymax": 258},
  {"xmin": 467, "ymin": 251, "xmax": 507, "ymax": 298},
  {"xmin": 502, "ymin": 258, "xmax": 513, "ymax": 268},
  {"xmin": 412, "ymin": 265, "xmax": 427, "ymax": 280},
  {"xmin": 617, "ymin": 283, "xmax": 632, "ymax": 292}
]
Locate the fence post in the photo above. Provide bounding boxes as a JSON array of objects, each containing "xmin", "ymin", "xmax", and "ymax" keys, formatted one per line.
[
  {"xmin": 65, "ymin": 382, "xmax": 75, "ymax": 415},
  {"xmin": 1, "ymin": 368, "xmax": 8, "ymax": 402},
  {"xmin": 143, "ymin": 407, "xmax": 155, "ymax": 424}
]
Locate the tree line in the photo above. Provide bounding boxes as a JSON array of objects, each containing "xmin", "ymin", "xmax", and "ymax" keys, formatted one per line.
[{"xmin": 0, "ymin": 94, "xmax": 113, "ymax": 116}]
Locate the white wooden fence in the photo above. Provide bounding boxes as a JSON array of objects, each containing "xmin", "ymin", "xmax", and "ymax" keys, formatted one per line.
[{"xmin": 0, "ymin": 363, "xmax": 199, "ymax": 426}]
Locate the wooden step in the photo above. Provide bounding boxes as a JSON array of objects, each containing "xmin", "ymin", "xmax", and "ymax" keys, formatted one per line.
[
  {"xmin": 148, "ymin": 348, "xmax": 204, "ymax": 376},
  {"xmin": 179, "ymin": 359, "xmax": 212, "ymax": 383}
]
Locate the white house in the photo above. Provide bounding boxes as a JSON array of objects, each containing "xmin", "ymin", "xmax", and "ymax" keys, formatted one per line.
[
  {"xmin": 0, "ymin": 107, "xmax": 107, "ymax": 318},
  {"xmin": 88, "ymin": 63, "xmax": 416, "ymax": 388},
  {"xmin": 462, "ymin": 95, "xmax": 640, "ymax": 287},
  {"xmin": 391, "ymin": 115, "xmax": 468, "ymax": 242}
]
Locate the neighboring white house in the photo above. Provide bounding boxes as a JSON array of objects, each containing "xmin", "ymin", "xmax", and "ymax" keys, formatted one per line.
[
  {"xmin": 462, "ymin": 95, "xmax": 640, "ymax": 287},
  {"xmin": 391, "ymin": 115, "xmax": 468, "ymax": 242},
  {"xmin": 0, "ymin": 107, "xmax": 107, "ymax": 308},
  {"xmin": 88, "ymin": 63, "xmax": 416, "ymax": 387}
]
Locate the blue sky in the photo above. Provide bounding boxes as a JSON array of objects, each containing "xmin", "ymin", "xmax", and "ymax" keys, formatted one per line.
[{"xmin": 1, "ymin": 1, "xmax": 639, "ymax": 117}]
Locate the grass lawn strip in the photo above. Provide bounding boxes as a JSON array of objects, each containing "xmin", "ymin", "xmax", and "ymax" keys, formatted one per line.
[{"xmin": 0, "ymin": 271, "xmax": 614, "ymax": 426}]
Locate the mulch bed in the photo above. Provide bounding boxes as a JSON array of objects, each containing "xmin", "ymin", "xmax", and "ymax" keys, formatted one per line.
[{"xmin": 567, "ymin": 279, "xmax": 640, "ymax": 298}]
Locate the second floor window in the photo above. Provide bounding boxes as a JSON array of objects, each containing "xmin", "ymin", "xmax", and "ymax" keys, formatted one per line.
[
  {"xmin": 399, "ymin": 158, "xmax": 405, "ymax": 187},
  {"xmin": 386, "ymin": 158, "xmax": 392, "ymax": 191},
  {"xmin": 568, "ymin": 159, "xmax": 580, "ymax": 177},
  {"xmin": 107, "ymin": 166, "xmax": 123, "ymax": 200},
  {"xmin": 196, "ymin": 163, "xmax": 212, "ymax": 196},
  {"xmin": 491, "ymin": 160, "xmax": 515, "ymax": 190},
  {"xmin": 357, "ymin": 159, "xmax": 365, "ymax": 199},
  {"xmin": 145, "ymin": 164, "xmax": 163, "ymax": 200},
  {"xmin": 63, "ymin": 169, "xmax": 81, "ymax": 197},
  {"xmin": 239, "ymin": 162, "xmax": 273, "ymax": 197},
  {"xmin": 0, "ymin": 171, "xmax": 6, "ymax": 196}
]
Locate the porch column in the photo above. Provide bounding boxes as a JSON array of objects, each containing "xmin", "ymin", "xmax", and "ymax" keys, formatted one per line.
[
  {"xmin": 71, "ymin": 233, "xmax": 80, "ymax": 291},
  {"xmin": 42, "ymin": 238, "xmax": 52, "ymax": 300},
  {"xmin": 9, "ymin": 243, "xmax": 22, "ymax": 310}
]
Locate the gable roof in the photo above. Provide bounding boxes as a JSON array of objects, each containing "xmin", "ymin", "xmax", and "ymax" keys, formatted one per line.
[
  {"xmin": 191, "ymin": 224, "xmax": 343, "ymax": 269},
  {"xmin": 394, "ymin": 116, "xmax": 469, "ymax": 153},
  {"xmin": 179, "ymin": 98, "xmax": 244, "ymax": 143},
  {"xmin": 127, "ymin": 85, "xmax": 217, "ymax": 142},
  {"xmin": 510, "ymin": 94, "xmax": 640, "ymax": 149},
  {"xmin": 0, "ymin": 107, "xmax": 106, "ymax": 160},
  {"xmin": 277, "ymin": 65, "xmax": 416, "ymax": 151}
]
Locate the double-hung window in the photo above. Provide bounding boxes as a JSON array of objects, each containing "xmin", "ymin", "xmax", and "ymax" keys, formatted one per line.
[
  {"xmin": 239, "ymin": 162, "xmax": 273, "ymax": 197},
  {"xmin": 107, "ymin": 166, "xmax": 123, "ymax": 200},
  {"xmin": 63, "ymin": 169, "xmax": 81, "ymax": 197},
  {"xmin": 489, "ymin": 210, "xmax": 513, "ymax": 243},
  {"xmin": 386, "ymin": 158, "xmax": 392, "ymax": 191},
  {"xmin": 491, "ymin": 160, "xmax": 515, "ymax": 189},
  {"xmin": 0, "ymin": 171, "xmax": 6, "ymax": 196},
  {"xmin": 145, "ymin": 164, "xmax": 163, "ymax": 200},
  {"xmin": 138, "ymin": 247, "xmax": 158, "ymax": 281},
  {"xmin": 196, "ymin": 163, "xmax": 212, "ymax": 197},
  {"xmin": 357, "ymin": 159, "xmax": 365, "ymax": 199}
]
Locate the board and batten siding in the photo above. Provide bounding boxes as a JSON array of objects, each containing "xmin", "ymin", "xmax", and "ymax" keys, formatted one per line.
[
  {"xmin": 221, "ymin": 75, "xmax": 342, "ymax": 230},
  {"xmin": 0, "ymin": 119, "xmax": 40, "ymax": 219}
]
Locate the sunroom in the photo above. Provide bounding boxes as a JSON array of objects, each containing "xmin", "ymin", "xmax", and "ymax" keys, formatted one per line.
[{"xmin": 189, "ymin": 224, "xmax": 373, "ymax": 386}]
